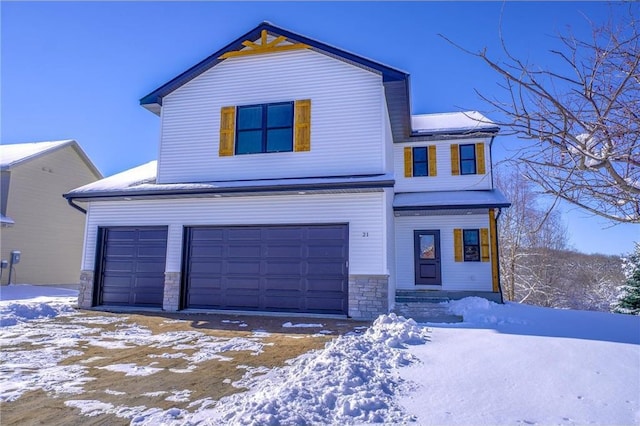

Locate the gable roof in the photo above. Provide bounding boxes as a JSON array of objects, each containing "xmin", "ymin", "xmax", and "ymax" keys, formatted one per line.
[
  {"xmin": 139, "ymin": 21, "xmax": 409, "ymax": 115},
  {"xmin": 0, "ymin": 140, "xmax": 102, "ymax": 178}
]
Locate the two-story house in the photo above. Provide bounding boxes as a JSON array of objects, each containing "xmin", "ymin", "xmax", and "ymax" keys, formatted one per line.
[{"xmin": 65, "ymin": 22, "xmax": 509, "ymax": 319}]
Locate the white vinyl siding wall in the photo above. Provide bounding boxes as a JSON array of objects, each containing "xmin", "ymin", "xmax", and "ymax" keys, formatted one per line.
[
  {"xmin": 158, "ymin": 49, "xmax": 385, "ymax": 183},
  {"xmin": 394, "ymin": 139, "xmax": 492, "ymax": 192},
  {"xmin": 82, "ymin": 192, "xmax": 387, "ymax": 276},
  {"xmin": 394, "ymin": 213, "xmax": 492, "ymax": 291}
]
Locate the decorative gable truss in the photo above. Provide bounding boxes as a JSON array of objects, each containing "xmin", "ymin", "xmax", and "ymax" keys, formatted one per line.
[{"xmin": 219, "ymin": 29, "xmax": 310, "ymax": 59}]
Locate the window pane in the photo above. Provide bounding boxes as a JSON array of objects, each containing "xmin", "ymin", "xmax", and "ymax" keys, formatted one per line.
[
  {"xmin": 413, "ymin": 147, "xmax": 427, "ymax": 161},
  {"xmin": 461, "ymin": 159, "xmax": 476, "ymax": 175},
  {"xmin": 267, "ymin": 103, "xmax": 293, "ymax": 128},
  {"xmin": 237, "ymin": 106, "xmax": 262, "ymax": 130},
  {"xmin": 463, "ymin": 230, "xmax": 479, "ymax": 245},
  {"xmin": 419, "ymin": 235, "xmax": 436, "ymax": 259},
  {"xmin": 236, "ymin": 130, "xmax": 263, "ymax": 154},
  {"xmin": 266, "ymin": 128, "xmax": 293, "ymax": 152},
  {"xmin": 464, "ymin": 246, "xmax": 480, "ymax": 262},
  {"xmin": 413, "ymin": 162, "xmax": 428, "ymax": 177},
  {"xmin": 460, "ymin": 144, "xmax": 476, "ymax": 160}
]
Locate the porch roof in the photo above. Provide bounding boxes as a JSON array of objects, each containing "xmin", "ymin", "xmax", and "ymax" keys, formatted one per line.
[{"xmin": 393, "ymin": 190, "xmax": 511, "ymax": 211}]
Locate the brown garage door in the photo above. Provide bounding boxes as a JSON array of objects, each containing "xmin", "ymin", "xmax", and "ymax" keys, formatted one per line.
[
  {"xmin": 95, "ymin": 227, "xmax": 168, "ymax": 307},
  {"xmin": 183, "ymin": 225, "xmax": 349, "ymax": 314}
]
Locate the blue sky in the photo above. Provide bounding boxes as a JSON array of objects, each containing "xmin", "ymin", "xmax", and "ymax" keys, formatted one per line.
[{"xmin": 2, "ymin": 2, "xmax": 638, "ymax": 255}]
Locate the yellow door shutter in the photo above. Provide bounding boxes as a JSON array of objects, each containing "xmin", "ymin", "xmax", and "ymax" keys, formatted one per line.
[
  {"xmin": 450, "ymin": 144, "xmax": 460, "ymax": 175},
  {"xmin": 219, "ymin": 106, "xmax": 236, "ymax": 157},
  {"xmin": 294, "ymin": 99, "xmax": 311, "ymax": 152},
  {"xmin": 480, "ymin": 228, "xmax": 490, "ymax": 262},
  {"xmin": 476, "ymin": 142, "xmax": 486, "ymax": 174},
  {"xmin": 404, "ymin": 147, "xmax": 412, "ymax": 177},
  {"xmin": 428, "ymin": 145, "xmax": 437, "ymax": 176},
  {"xmin": 454, "ymin": 229, "xmax": 463, "ymax": 262}
]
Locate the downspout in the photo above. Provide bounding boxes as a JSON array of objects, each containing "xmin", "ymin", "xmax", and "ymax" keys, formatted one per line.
[
  {"xmin": 494, "ymin": 207, "xmax": 504, "ymax": 303},
  {"xmin": 66, "ymin": 197, "xmax": 87, "ymax": 214}
]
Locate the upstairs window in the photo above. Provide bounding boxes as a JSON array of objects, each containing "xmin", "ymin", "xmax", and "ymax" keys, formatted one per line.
[
  {"xmin": 459, "ymin": 144, "xmax": 477, "ymax": 175},
  {"xmin": 403, "ymin": 145, "xmax": 437, "ymax": 177},
  {"xmin": 450, "ymin": 143, "xmax": 486, "ymax": 175},
  {"xmin": 219, "ymin": 100, "xmax": 311, "ymax": 157},
  {"xmin": 236, "ymin": 102, "xmax": 293, "ymax": 154}
]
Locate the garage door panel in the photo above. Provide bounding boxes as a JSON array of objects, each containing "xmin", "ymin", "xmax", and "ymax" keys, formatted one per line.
[
  {"xmin": 264, "ymin": 295, "xmax": 302, "ymax": 310},
  {"xmin": 227, "ymin": 228, "xmax": 262, "ymax": 240},
  {"xmin": 190, "ymin": 245, "xmax": 223, "ymax": 258},
  {"xmin": 103, "ymin": 260, "xmax": 135, "ymax": 272},
  {"xmin": 184, "ymin": 225, "xmax": 348, "ymax": 314},
  {"xmin": 225, "ymin": 277, "xmax": 261, "ymax": 290},
  {"xmin": 191, "ymin": 228, "xmax": 224, "ymax": 241},
  {"xmin": 307, "ymin": 245, "xmax": 347, "ymax": 259},
  {"xmin": 227, "ymin": 261, "xmax": 261, "ymax": 274},
  {"xmin": 228, "ymin": 245, "xmax": 261, "ymax": 257},
  {"xmin": 135, "ymin": 260, "xmax": 166, "ymax": 273},
  {"xmin": 307, "ymin": 262, "xmax": 346, "ymax": 275},
  {"xmin": 190, "ymin": 261, "xmax": 223, "ymax": 274},
  {"xmin": 265, "ymin": 245, "xmax": 303, "ymax": 258},
  {"xmin": 96, "ymin": 227, "xmax": 167, "ymax": 308},
  {"xmin": 264, "ymin": 227, "xmax": 303, "ymax": 240},
  {"xmin": 307, "ymin": 227, "xmax": 346, "ymax": 239},
  {"xmin": 264, "ymin": 278, "xmax": 302, "ymax": 291},
  {"xmin": 264, "ymin": 261, "xmax": 302, "ymax": 275},
  {"xmin": 188, "ymin": 277, "xmax": 222, "ymax": 290},
  {"xmin": 137, "ymin": 246, "xmax": 167, "ymax": 257},
  {"xmin": 307, "ymin": 278, "xmax": 347, "ymax": 292}
]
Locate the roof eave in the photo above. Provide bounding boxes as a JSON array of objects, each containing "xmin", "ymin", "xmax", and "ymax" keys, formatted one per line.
[
  {"xmin": 393, "ymin": 202, "xmax": 511, "ymax": 211},
  {"xmin": 64, "ymin": 179, "xmax": 396, "ymax": 202}
]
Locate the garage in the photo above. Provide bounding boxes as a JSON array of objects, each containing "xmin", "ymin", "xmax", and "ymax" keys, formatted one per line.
[
  {"xmin": 183, "ymin": 224, "xmax": 349, "ymax": 314},
  {"xmin": 94, "ymin": 227, "xmax": 168, "ymax": 307}
]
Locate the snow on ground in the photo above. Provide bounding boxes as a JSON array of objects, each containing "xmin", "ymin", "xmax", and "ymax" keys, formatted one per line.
[
  {"xmin": 0, "ymin": 284, "xmax": 78, "ymax": 326},
  {"xmin": 1, "ymin": 286, "xmax": 638, "ymax": 425}
]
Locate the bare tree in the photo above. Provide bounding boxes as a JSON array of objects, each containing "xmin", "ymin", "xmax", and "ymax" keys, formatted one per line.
[
  {"xmin": 449, "ymin": 7, "xmax": 640, "ymax": 223},
  {"xmin": 495, "ymin": 166, "xmax": 568, "ymax": 302}
]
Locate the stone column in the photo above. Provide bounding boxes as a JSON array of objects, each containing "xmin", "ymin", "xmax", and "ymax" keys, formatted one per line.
[
  {"xmin": 348, "ymin": 275, "xmax": 389, "ymax": 320},
  {"xmin": 163, "ymin": 272, "xmax": 181, "ymax": 311},
  {"xmin": 78, "ymin": 270, "xmax": 94, "ymax": 309}
]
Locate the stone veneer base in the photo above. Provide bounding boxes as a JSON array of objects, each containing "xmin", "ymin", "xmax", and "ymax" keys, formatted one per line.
[
  {"xmin": 348, "ymin": 274, "xmax": 389, "ymax": 320},
  {"xmin": 78, "ymin": 270, "xmax": 94, "ymax": 309}
]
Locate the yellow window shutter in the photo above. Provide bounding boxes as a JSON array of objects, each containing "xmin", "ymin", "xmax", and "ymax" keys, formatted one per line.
[
  {"xmin": 450, "ymin": 144, "xmax": 460, "ymax": 175},
  {"xmin": 294, "ymin": 99, "xmax": 311, "ymax": 152},
  {"xmin": 476, "ymin": 142, "xmax": 486, "ymax": 174},
  {"xmin": 428, "ymin": 145, "xmax": 437, "ymax": 176},
  {"xmin": 219, "ymin": 106, "xmax": 235, "ymax": 157},
  {"xmin": 454, "ymin": 229, "xmax": 463, "ymax": 262},
  {"xmin": 480, "ymin": 228, "xmax": 490, "ymax": 262},
  {"xmin": 404, "ymin": 147, "xmax": 413, "ymax": 177}
]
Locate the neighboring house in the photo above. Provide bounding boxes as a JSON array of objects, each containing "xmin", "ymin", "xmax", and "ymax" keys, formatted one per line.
[
  {"xmin": 0, "ymin": 140, "xmax": 102, "ymax": 286},
  {"xmin": 65, "ymin": 23, "xmax": 510, "ymax": 319}
]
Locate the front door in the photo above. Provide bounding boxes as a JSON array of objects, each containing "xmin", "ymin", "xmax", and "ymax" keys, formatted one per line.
[{"xmin": 414, "ymin": 230, "xmax": 441, "ymax": 285}]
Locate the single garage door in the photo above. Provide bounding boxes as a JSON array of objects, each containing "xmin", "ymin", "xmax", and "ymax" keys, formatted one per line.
[
  {"xmin": 183, "ymin": 224, "xmax": 349, "ymax": 314},
  {"xmin": 95, "ymin": 227, "xmax": 168, "ymax": 307}
]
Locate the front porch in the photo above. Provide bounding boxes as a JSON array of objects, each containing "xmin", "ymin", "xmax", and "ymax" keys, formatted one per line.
[{"xmin": 392, "ymin": 289, "xmax": 503, "ymax": 323}]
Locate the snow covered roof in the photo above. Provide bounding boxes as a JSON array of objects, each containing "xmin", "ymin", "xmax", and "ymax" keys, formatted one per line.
[
  {"xmin": 394, "ymin": 190, "xmax": 510, "ymax": 211},
  {"xmin": 65, "ymin": 160, "xmax": 394, "ymax": 200},
  {"xmin": 411, "ymin": 111, "xmax": 499, "ymax": 136},
  {"xmin": 0, "ymin": 140, "xmax": 102, "ymax": 177}
]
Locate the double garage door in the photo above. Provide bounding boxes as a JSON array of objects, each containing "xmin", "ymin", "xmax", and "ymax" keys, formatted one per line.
[{"xmin": 96, "ymin": 225, "xmax": 349, "ymax": 314}]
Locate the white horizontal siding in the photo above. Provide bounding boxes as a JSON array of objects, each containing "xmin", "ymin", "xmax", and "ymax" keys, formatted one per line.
[
  {"xmin": 393, "ymin": 138, "xmax": 493, "ymax": 193},
  {"xmin": 158, "ymin": 49, "xmax": 385, "ymax": 183},
  {"xmin": 83, "ymin": 192, "xmax": 387, "ymax": 276},
  {"xmin": 394, "ymin": 212, "xmax": 492, "ymax": 291}
]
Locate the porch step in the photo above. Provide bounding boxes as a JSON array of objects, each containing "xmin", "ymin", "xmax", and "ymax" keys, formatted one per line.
[{"xmin": 392, "ymin": 301, "xmax": 463, "ymax": 324}]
